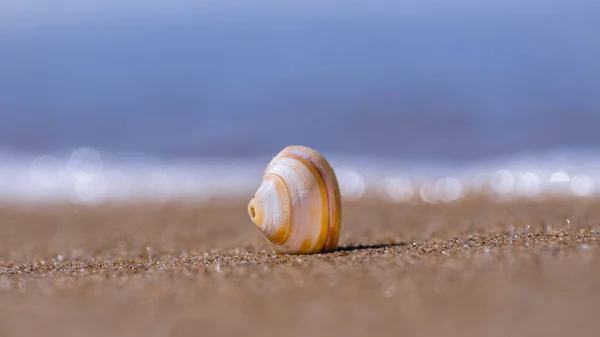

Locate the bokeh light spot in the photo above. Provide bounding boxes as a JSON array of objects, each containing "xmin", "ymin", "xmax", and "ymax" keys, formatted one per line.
[{"xmin": 490, "ymin": 169, "xmax": 514, "ymax": 195}]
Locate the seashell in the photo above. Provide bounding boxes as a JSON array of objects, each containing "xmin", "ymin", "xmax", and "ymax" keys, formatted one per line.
[{"xmin": 247, "ymin": 145, "xmax": 342, "ymax": 255}]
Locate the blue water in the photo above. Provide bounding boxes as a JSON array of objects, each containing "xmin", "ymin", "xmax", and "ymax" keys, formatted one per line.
[
  {"xmin": 1, "ymin": 1, "xmax": 599, "ymax": 162},
  {"xmin": 1, "ymin": 1, "xmax": 600, "ymax": 202}
]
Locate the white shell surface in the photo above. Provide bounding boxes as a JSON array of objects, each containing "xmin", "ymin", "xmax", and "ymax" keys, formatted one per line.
[{"xmin": 248, "ymin": 146, "xmax": 342, "ymax": 254}]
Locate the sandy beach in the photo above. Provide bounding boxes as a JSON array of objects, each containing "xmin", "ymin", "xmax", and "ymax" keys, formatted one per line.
[{"xmin": 0, "ymin": 196, "xmax": 599, "ymax": 337}]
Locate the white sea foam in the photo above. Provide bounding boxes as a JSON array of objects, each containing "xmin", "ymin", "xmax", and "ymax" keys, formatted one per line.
[{"xmin": 1, "ymin": 147, "xmax": 600, "ymax": 204}]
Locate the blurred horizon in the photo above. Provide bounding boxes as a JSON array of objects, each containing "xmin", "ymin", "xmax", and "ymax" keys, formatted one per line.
[{"xmin": 1, "ymin": 1, "xmax": 600, "ymax": 203}]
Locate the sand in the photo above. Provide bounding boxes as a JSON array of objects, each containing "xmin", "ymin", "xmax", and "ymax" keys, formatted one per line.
[{"xmin": 1, "ymin": 196, "xmax": 600, "ymax": 337}]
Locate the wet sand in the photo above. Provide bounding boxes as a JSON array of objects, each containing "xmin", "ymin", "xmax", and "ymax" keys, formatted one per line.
[{"xmin": 1, "ymin": 196, "xmax": 600, "ymax": 337}]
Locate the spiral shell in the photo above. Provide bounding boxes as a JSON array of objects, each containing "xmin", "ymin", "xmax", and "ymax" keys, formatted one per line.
[{"xmin": 247, "ymin": 145, "xmax": 342, "ymax": 254}]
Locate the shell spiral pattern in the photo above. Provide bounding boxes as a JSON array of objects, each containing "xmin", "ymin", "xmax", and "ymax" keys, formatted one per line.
[{"xmin": 247, "ymin": 145, "xmax": 342, "ymax": 254}]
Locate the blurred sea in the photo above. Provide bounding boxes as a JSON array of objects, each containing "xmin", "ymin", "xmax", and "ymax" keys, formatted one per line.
[{"xmin": 1, "ymin": 1, "xmax": 600, "ymax": 203}]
